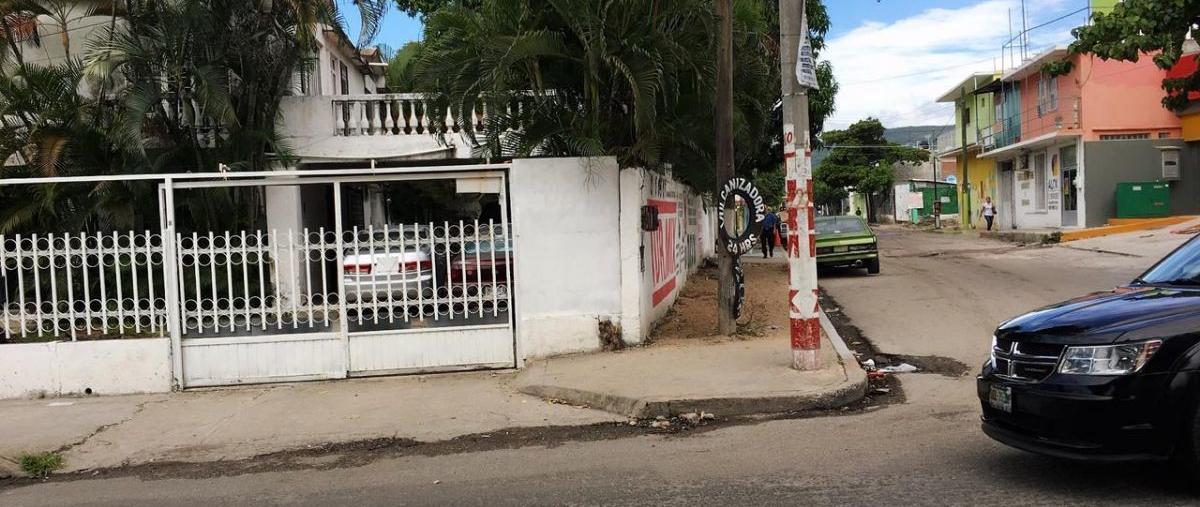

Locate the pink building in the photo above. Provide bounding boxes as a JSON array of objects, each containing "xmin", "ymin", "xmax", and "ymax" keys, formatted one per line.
[{"xmin": 979, "ymin": 47, "xmax": 1189, "ymax": 229}]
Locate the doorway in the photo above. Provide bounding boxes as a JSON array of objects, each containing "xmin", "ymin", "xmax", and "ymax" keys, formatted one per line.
[
  {"xmin": 998, "ymin": 161, "xmax": 1015, "ymax": 230},
  {"xmin": 1060, "ymin": 145, "xmax": 1079, "ymax": 227}
]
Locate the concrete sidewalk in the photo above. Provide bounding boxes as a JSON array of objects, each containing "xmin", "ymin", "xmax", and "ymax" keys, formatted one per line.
[
  {"xmin": 0, "ymin": 371, "xmax": 621, "ymax": 476},
  {"xmin": 0, "ymin": 331, "xmax": 863, "ymax": 478},
  {"xmin": 515, "ymin": 333, "xmax": 863, "ymax": 418}
]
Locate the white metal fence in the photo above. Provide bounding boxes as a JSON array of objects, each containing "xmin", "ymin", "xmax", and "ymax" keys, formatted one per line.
[
  {"xmin": 1, "ymin": 232, "xmax": 167, "ymax": 341},
  {"xmin": 0, "ymin": 166, "xmax": 518, "ymax": 387},
  {"xmin": 1, "ymin": 222, "xmax": 513, "ymax": 341}
]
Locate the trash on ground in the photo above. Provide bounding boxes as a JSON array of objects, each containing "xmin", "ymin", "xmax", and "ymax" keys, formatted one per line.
[
  {"xmin": 879, "ymin": 363, "xmax": 919, "ymax": 373},
  {"xmin": 867, "ymin": 371, "xmax": 888, "ymax": 380},
  {"xmin": 861, "ymin": 359, "xmax": 877, "ymax": 371}
]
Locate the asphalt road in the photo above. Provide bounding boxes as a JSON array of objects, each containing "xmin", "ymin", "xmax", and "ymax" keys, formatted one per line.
[{"xmin": 5, "ymin": 228, "xmax": 1199, "ymax": 506}]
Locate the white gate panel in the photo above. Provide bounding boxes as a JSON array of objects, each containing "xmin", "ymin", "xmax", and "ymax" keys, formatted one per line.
[
  {"xmin": 348, "ymin": 326, "xmax": 514, "ymax": 376},
  {"xmin": 181, "ymin": 335, "xmax": 344, "ymax": 387}
]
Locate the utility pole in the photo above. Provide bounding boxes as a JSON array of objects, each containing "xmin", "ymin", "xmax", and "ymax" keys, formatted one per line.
[
  {"xmin": 780, "ymin": 0, "xmax": 820, "ymax": 370},
  {"xmin": 959, "ymin": 85, "xmax": 970, "ymax": 230},
  {"xmin": 715, "ymin": 0, "xmax": 737, "ymax": 335}
]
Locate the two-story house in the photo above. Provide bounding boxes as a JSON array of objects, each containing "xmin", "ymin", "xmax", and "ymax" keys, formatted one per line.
[
  {"xmin": 947, "ymin": 46, "xmax": 1193, "ymax": 231},
  {"xmin": 936, "ymin": 72, "xmax": 1000, "ymax": 229},
  {"xmin": 982, "ymin": 46, "xmax": 1190, "ymax": 230}
]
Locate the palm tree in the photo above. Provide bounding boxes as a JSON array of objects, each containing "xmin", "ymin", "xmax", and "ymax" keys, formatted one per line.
[
  {"xmin": 0, "ymin": 0, "xmax": 389, "ymax": 233},
  {"xmin": 414, "ymin": 0, "xmax": 777, "ymax": 192}
]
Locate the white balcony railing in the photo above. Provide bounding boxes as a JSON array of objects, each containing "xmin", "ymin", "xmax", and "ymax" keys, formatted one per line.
[{"xmin": 330, "ymin": 94, "xmax": 492, "ymax": 137}]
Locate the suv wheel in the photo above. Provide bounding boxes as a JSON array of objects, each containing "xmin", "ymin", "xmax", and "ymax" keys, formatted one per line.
[
  {"xmin": 866, "ymin": 258, "xmax": 880, "ymax": 275},
  {"xmin": 1173, "ymin": 398, "xmax": 1200, "ymax": 485}
]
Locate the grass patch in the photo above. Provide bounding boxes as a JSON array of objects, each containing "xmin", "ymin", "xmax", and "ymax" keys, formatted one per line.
[{"xmin": 19, "ymin": 451, "xmax": 63, "ymax": 478}]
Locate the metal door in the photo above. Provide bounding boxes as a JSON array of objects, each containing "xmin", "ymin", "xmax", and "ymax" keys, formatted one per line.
[
  {"xmin": 161, "ymin": 167, "xmax": 517, "ymax": 388},
  {"xmin": 1061, "ymin": 145, "xmax": 1079, "ymax": 227}
]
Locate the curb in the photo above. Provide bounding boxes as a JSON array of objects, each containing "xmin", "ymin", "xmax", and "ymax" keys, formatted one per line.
[{"xmin": 519, "ymin": 314, "xmax": 868, "ymax": 419}]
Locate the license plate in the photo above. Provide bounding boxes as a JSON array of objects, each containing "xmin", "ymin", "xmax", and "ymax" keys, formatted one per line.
[
  {"xmin": 989, "ymin": 385, "xmax": 1012, "ymax": 413},
  {"xmin": 833, "ymin": 246, "xmax": 849, "ymax": 253}
]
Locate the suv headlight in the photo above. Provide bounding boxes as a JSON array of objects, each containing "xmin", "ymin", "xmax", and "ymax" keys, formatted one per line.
[{"xmin": 1058, "ymin": 340, "xmax": 1162, "ymax": 376}]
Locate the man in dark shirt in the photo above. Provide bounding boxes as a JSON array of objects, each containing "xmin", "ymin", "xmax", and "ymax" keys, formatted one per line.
[{"xmin": 760, "ymin": 208, "xmax": 780, "ymax": 258}]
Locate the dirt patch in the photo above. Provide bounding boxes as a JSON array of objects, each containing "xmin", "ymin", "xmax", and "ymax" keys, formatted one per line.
[{"xmin": 650, "ymin": 260, "xmax": 790, "ymax": 344}]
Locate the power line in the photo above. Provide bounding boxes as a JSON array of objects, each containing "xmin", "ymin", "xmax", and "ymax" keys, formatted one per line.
[{"xmin": 1002, "ymin": 7, "xmax": 1089, "ymax": 47}]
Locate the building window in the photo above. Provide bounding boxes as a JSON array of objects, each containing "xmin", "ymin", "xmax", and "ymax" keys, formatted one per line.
[
  {"xmin": 297, "ymin": 65, "xmax": 311, "ymax": 95},
  {"xmin": 1034, "ymin": 152, "xmax": 1047, "ymax": 211},
  {"xmin": 1099, "ymin": 133, "xmax": 1151, "ymax": 140},
  {"xmin": 1160, "ymin": 132, "xmax": 1171, "ymax": 139},
  {"xmin": 339, "ymin": 62, "xmax": 350, "ymax": 95},
  {"xmin": 1037, "ymin": 73, "xmax": 1058, "ymax": 116},
  {"xmin": 330, "ymin": 57, "xmax": 338, "ymax": 95}
]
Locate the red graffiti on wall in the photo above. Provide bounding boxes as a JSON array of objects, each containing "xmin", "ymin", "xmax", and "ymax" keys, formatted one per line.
[{"xmin": 648, "ymin": 199, "xmax": 679, "ymax": 307}]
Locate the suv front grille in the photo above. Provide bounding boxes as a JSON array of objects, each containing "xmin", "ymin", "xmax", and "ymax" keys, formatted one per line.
[{"xmin": 992, "ymin": 340, "xmax": 1064, "ymax": 382}]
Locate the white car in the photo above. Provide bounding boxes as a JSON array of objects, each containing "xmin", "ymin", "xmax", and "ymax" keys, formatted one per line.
[{"xmin": 342, "ymin": 245, "xmax": 437, "ymax": 303}]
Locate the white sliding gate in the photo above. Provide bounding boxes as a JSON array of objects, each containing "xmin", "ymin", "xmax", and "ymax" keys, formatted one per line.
[{"xmin": 0, "ymin": 165, "xmax": 518, "ymax": 388}]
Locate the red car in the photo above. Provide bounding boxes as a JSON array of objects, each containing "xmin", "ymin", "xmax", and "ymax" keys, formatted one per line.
[{"xmin": 449, "ymin": 239, "xmax": 510, "ymax": 299}]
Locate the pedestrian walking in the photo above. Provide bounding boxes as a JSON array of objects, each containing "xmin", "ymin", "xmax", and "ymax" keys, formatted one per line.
[
  {"xmin": 761, "ymin": 208, "xmax": 780, "ymax": 258},
  {"xmin": 981, "ymin": 196, "xmax": 997, "ymax": 231}
]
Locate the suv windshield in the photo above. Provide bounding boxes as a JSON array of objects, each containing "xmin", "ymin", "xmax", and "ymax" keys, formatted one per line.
[
  {"xmin": 816, "ymin": 217, "xmax": 866, "ymax": 235},
  {"xmin": 1138, "ymin": 237, "xmax": 1200, "ymax": 285}
]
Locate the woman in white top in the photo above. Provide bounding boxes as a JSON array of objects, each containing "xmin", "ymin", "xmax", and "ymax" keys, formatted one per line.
[{"xmin": 981, "ymin": 196, "xmax": 997, "ymax": 231}]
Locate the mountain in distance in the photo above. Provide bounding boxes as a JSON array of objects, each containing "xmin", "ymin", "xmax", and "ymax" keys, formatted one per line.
[
  {"xmin": 811, "ymin": 124, "xmax": 952, "ymax": 169},
  {"xmin": 883, "ymin": 125, "xmax": 954, "ymax": 149}
]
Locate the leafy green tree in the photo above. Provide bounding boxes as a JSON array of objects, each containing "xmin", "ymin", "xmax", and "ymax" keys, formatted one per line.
[
  {"xmin": 384, "ymin": 41, "xmax": 425, "ymax": 92},
  {"xmin": 742, "ymin": 1, "xmax": 837, "ymax": 210},
  {"xmin": 394, "ymin": 0, "xmax": 478, "ymax": 17},
  {"xmin": 815, "ymin": 118, "xmax": 928, "ymax": 217},
  {"xmin": 1070, "ymin": 0, "xmax": 1200, "ymax": 110},
  {"xmin": 753, "ymin": 168, "xmax": 785, "ymax": 209}
]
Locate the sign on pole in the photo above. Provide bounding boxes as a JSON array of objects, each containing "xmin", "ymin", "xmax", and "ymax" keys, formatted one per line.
[{"xmin": 795, "ymin": 18, "xmax": 820, "ymax": 90}]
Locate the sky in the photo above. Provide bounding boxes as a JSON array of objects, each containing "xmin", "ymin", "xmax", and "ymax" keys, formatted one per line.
[{"xmin": 342, "ymin": 0, "xmax": 1094, "ymax": 129}]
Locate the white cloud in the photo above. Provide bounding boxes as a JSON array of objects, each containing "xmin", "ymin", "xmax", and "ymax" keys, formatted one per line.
[{"xmin": 821, "ymin": 0, "xmax": 1080, "ymax": 130}]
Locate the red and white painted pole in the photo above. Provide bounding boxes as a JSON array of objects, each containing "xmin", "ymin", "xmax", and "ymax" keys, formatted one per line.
[
  {"xmin": 781, "ymin": 0, "xmax": 820, "ymax": 370},
  {"xmin": 784, "ymin": 124, "xmax": 821, "ymax": 370}
]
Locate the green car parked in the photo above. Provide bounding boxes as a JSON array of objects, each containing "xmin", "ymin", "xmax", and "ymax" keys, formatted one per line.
[{"xmin": 815, "ymin": 216, "xmax": 880, "ymax": 274}]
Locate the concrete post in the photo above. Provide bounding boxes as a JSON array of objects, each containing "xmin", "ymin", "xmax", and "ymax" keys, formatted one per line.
[{"xmin": 781, "ymin": 0, "xmax": 821, "ymax": 370}]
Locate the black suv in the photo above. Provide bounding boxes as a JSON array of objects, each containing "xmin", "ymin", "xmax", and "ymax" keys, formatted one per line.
[{"xmin": 978, "ymin": 235, "xmax": 1200, "ymax": 476}]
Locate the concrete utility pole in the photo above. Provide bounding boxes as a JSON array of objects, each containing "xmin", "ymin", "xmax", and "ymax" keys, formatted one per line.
[
  {"xmin": 780, "ymin": 0, "xmax": 820, "ymax": 370},
  {"xmin": 716, "ymin": 0, "xmax": 737, "ymax": 335}
]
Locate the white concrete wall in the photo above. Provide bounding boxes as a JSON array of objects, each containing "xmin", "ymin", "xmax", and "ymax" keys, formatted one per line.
[
  {"xmin": 13, "ymin": 3, "xmax": 119, "ymax": 68},
  {"xmin": 1010, "ymin": 143, "xmax": 1075, "ymax": 230},
  {"xmin": 509, "ymin": 157, "xmax": 623, "ymax": 359},
  {"xmin": 619, "ymin": 168, "xmax": 715, "ymax": 345},
  {"xmin": 0, "ymin": 339, "xmax": 171, "ymax": 399},
  {"xmin": 315, "ymin": 30, "xmax": 366, "ymax": 95}
]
